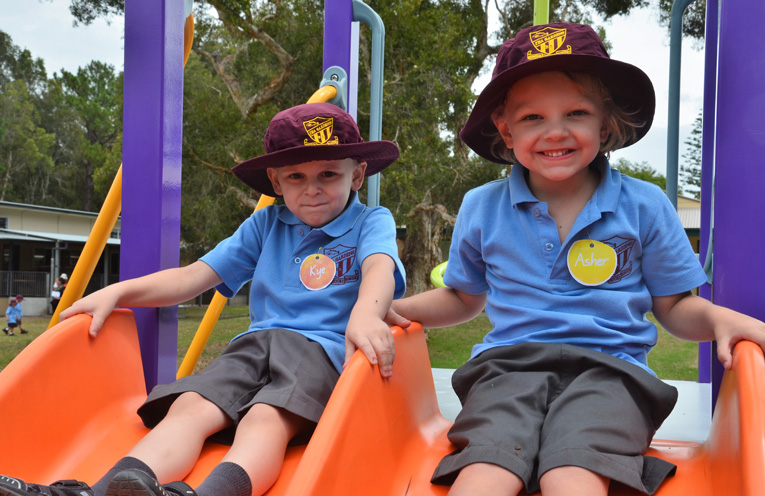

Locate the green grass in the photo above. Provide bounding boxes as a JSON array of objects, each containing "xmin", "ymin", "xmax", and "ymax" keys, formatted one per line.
[
  {"xmin": 1, "ymin": 306, "xmax": 700, "ymax": 381},
  {"xmin": 428, "ymin": 312, "xmax": 700, "ymax": 380},
  {"xmin": 0, "ymin": 315, "xmax": 51, "ymax": 369}
]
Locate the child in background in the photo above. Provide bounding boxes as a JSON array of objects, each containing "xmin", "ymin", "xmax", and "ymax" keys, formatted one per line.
[
  {"xmin": 387, "ymin": 23, "xmax": 765, "ymax": 496},
  {"xmin": 3, "ymin": 299, "xmax": 18, "ymax": 336},
  {"xmin": 14, "ymin": 295, "xmax": 26, "ymax": 334},
  {"xmin": 0, "ymin": 102, "xmax": 405, "ymax": 496}
]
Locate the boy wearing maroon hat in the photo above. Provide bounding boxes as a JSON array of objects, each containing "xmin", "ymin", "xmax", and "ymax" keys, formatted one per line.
[
  {"xmin": 0, "ymin": 103, "xmax": 405, "ymax": 496},
  {"xmin": 387, "ymin": 23, "xmax": 765, "ymax": 495}
]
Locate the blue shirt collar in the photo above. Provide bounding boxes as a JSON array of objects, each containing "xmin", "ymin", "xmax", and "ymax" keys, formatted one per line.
[
  {"xmin": 276, "ymin": 190, "xmax": 367, "ymax": 237},
  {"xmin": 508, "ymin": 155, "xmax": 621, "ymax": 213}
]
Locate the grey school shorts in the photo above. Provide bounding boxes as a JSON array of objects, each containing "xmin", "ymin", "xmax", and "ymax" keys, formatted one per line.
[
  {"xmin": 431, "ymin": 343, "xmax": 678, "ymax": 495},
  {"xmin": 137, "ymin": 329, "xmax": 340, "ymax": 445}
]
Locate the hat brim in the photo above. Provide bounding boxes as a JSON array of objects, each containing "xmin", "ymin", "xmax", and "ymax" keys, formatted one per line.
[
  {"xmin": 460, "ymin": 54, "xmax": 655, "ymax": 164},
  {"xmin": 232, "ymin": 141, "xmax": 400, "ymax": 197}
]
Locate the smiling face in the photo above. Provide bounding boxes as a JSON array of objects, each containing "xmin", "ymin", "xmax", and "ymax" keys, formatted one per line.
[
  {"xmin": 266, "ymin": 158, "xmax": 366, "ymax": 228},
  {"xmin": 493, "ymin": 71, "xmax": 609, "ymax": 193}
]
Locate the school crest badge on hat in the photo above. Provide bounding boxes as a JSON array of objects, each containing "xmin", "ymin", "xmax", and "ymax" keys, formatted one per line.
[
  {"xmin": 303, "ymin": 116, "xmax": 339, "ymax": 146},
  {"xmin": 528, "ymin": 26, "xmax": 571, "ymax": 59}
]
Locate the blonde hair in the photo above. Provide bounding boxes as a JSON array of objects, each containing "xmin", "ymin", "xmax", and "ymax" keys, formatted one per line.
[{"xmin": 488, "ymin": 72, "xmax": 644, "ymax": 164}]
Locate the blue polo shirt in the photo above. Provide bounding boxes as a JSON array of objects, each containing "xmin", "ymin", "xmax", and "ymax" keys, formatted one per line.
[
  {"xmin": 5, "ymin": 306, "xmax": 18, "ymax": 324},
  {"xmin": 444, "ymin": 156, "xmax": 707, "ymax": 374},
  {"xmin": 201, "ymin": 192, "xmax": 406, "ymax": 372}
]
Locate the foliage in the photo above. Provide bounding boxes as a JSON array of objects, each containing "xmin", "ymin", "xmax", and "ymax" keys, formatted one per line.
[
  {"xmin": 177, "ymin": 1, "xmax": 329, "ymax": 258},
  {"xmin": 68, "ymin": 0, "xmax": 124, "ymax": 26},
  {"xmin": 48, "ymin": 62, "xmax": 123, "ymax": 211},
  {"xmin": 0, "ymin": 31, "xmax": 122, "ymax": 211},
  {"xmin": 0, "ymin": 79, "xmax": 56, "ymax": 203},
  {"xmin": 658, "ymin": 0, "xmax": 706, "ymax": 42},
  {"xmin": 612, "ymin": 157, "xmax": 667, "ymax": 190},
  {"xmin": 495, "ymin": 0, "xmax": 647, "ymax": 40},
  {"xmin": 8, "ymin": 0, "xmax": 684, "ymax": 279},
  {"xmin": 680, "ymin": 109, "xmax": 702, "ymax": 199},
  {"xmin": 0, "ymin": 31, "xmax": 48, "ymax": 93}
]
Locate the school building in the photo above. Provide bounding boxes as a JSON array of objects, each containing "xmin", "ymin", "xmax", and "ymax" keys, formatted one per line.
[
  {"xmin": 0, "ymin": 201, "xmax": 121, "ymax": 316},
  {"xmin": 677, "ymin": 195, "xmax": 702, "ymax": 253}
]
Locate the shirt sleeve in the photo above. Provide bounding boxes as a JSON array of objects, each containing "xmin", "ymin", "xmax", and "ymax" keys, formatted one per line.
[
  {"xmin": 640, "ymin": 190, "xmax": 708, "ymax": 296},
  {"xmin": 200, "ymin": 213, "xmax": 265, "ymax": 298},
  {"xmin": 443, "ymin": 190, "xmax": 490, "ymax": 295},
  {"xmin": 357, "ymin": 207, "xmax": 407, "ymax": 298}
]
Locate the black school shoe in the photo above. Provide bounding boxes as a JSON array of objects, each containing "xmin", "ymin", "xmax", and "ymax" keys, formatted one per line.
[
  {"xmin": 104, "ymin": 471, "xmax": 196, "ymax": 496},
  {"xmin": 0, "ymin": 475, "xmax": 93, "ymax": 496}
]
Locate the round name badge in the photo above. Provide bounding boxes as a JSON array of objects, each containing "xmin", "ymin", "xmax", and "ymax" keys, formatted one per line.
[
  {"xmin": 300, "ymin": 253, "xmax": 337, "ymax": 291},
  {"xmin": 566, "ymin": 239, "xmax": 617, "ymax": 287}
]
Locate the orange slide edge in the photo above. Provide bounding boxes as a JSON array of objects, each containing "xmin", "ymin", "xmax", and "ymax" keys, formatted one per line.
[{"xmin": 1, "ymin": 311, "xmax": 765, "ymax": 495}]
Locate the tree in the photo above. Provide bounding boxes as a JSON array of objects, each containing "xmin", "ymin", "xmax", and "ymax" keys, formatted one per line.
[
  {"xmin": 0, "ymin": 80, "xmax": 56, "ymax": 203},
  {"xmin": 66, "ymin": 0, "xmax": 670, "ymax": 289},
  {"xmin": 38, "ymin": 62, "xmax": 123, "ymax": 211},
  {"xmin": 658, "ymin": 0, "xmax": 706, "ymax": 42},
  {"xmin": 0, "ymin": 30, "xmax": 48, "ymax": 93},
  {"xmin": 680, "ymin": 109, "xmax": 702, "ymax": 199},
  {"xmin": 612, "ymin": 158, "xmax": 666, "ymax": 190}
]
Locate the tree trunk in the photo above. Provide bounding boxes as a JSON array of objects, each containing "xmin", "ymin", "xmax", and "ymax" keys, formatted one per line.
[
  {"xmin": 82, "ymin": 160, "xmax": 94, "ymax": 211},
  {"xmin": 1, "ymin": 150, "xmax": 12, "ymax": 202},
  {"xmin": 401, "ymin": 191, "xmax": 456, "ymax": 296}
]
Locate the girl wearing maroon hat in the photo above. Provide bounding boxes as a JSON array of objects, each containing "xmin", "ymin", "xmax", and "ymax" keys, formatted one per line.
[{"xmin": 388, "ymin": 22, "xmax": 765, "ymax": 496}]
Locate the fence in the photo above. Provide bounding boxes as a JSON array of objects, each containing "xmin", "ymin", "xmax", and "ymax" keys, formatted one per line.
[{"xmin": 0, "ymin": 271, "xmax": 50, "ymax": 298}]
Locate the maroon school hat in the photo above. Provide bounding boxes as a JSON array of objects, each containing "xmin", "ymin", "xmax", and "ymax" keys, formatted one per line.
[
  {"xmin": 461, "ymin": 22, "xmax": 655, "ymax": 164},
  {"xmin": 233, "ymin": 102, "xmax": 400, "ymax": 197}
]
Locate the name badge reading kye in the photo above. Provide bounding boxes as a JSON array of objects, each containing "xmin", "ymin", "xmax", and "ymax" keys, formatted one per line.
[
  {"xmin": 300, "ymin": 253, "xmax": 337, "ymax": 291},
  {"xmin": 567, "ymin": 239, "xmax": 617, "ymax": 286}
]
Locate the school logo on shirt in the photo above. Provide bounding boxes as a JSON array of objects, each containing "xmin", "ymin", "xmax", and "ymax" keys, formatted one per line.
[
  {"xmin": 601, "ymin": 235, "xmax": 636, "ymax": 283},
  {"xmin": 324, "ymin": 244, "xmax": 359, "ymax": 285},
  {"xmin": 527, "ymin": 26, "xmax": 572, "ymax": 60},
  {"xmin": 303, "ymin": 116, "xmax": 340, "ymax": 146}
]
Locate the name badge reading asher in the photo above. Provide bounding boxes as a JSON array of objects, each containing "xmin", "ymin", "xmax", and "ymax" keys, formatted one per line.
[
  {"xmin": 567, "ymin": 239, "xmax": 617, "ymax": 286},
  {"xmin": 300, "ymin": 253, "xmax": 337, "ymax": 291}
]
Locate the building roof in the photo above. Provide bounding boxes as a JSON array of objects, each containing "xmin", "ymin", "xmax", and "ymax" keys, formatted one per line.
[
  {"xmin": 678, "ymin": 208, "xmax": 701, "ymax": 230},
  {"xmin": 0, "ymin": 228, "xmax": 120, "ymax": 246},
  {"xmin": 0, "ymin": 201, "xmax": 103, "ymax": 218}
]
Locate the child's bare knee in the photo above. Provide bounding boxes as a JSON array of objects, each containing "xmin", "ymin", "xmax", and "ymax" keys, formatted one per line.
[
  {"xmin": 449, "ymin": 463, "xmax": 523, "ymax": 496},
  {"xmin": 238, "ymin": 404, "xmax": 308, "ymax": 437},
  {"xmin": 539, "ymin": 466, "xmax": 609, "ymax": 496},
  {"xmin": 165, "ymin": 391, "xmax": 226, "ymax": 423}
]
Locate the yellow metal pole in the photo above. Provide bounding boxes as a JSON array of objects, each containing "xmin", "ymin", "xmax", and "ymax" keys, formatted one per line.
[
  {"xmin": 533, "ymin": 0, "xmax": 549, "ymax": 25},
  {"xmin": 306, "ymin": 85, "xmax": 338, "ymax": 104},
  {"xmin": 183, "ymin": 13, "xmax": 194, "ymax": 66},
  {"xmin": 49, "ymin": 13, "xmax": 197, "ymax": 329},
  {"xmin": 176, "ymin": 194, "xmax": 276, "ymax": 378},
  {"xmin": 176, "ymin": 85, "xmax": 338, "ymax": 378},
  {"xmin": 48, "ymin": 167, "xmax": 123, "ymax": 329}
]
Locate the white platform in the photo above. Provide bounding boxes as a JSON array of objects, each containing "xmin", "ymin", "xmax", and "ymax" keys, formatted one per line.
[{"xmin": 432, "ymin": 368, "xmax": 712, "ymax": 443}]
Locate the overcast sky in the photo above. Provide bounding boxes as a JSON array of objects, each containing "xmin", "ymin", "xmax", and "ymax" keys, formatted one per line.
[{"xmin": 0, "ymin": 1, "xmax": 705, "ymax": 176}]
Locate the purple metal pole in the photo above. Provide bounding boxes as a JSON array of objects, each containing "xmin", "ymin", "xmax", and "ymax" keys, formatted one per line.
[
  {"xmin": 122, "ymin": 0, "xmax": 185, "ymax": 391},
  {"xmin": 697, "ymin": 0, "xmax": 718, "ymax": 386},
  {"xmin": 712, "ymin": 0, "xmax": 765, "ymax": 376},
  {"xmin": 323, "ymin": 0, "xmax": 353, "ymax": 101}
]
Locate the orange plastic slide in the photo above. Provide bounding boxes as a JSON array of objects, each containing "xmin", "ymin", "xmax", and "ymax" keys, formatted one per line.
[{"xmin": 1, "ymin": 310, "xmax": 764, "ymax": 495}]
